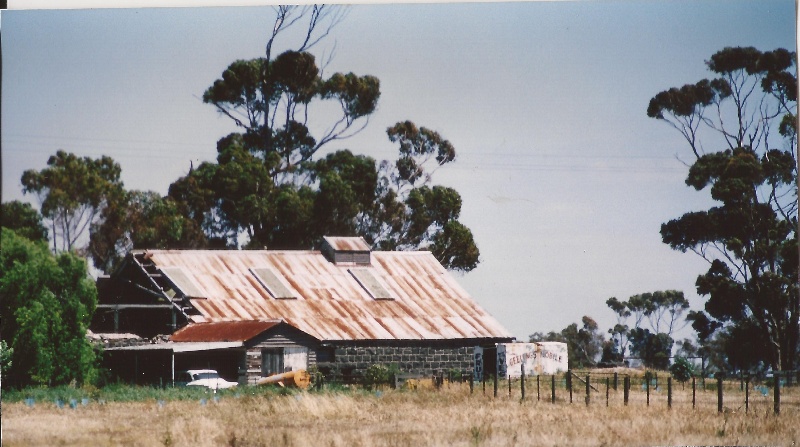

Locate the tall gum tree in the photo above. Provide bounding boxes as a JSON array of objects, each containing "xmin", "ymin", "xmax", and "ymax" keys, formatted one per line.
[
  {"xmin": 21, "ymin": 150, "xmax": 125, "ymax": 256},
  {"xmin": 169, "ymin": 7, "xmax": 480, "ymax": 271},
  {"xmin": 647, "ymin": 47, "xmax": 798, "ymax": 371}
]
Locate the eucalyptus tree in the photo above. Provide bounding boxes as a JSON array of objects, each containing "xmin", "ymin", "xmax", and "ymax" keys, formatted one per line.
[
  {"xmin": 170, "ymin": 7, "xmax": 480, "ymax": 271},
  {"xmin": 21, "ymin": 150, "xmax": 125, "ymax": 255},
  {"xmin": 605, "ymin": 291, "xmax": 689, "ymax": 367},
  {"xmin": 647, "ymin": 47, "xmax": 798, "ymax": 370}
]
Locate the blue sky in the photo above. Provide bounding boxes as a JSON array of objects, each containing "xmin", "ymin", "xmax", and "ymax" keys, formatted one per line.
[{"xmin": 2, "ymin": 1, "xmax": 796, "ymax": 341}]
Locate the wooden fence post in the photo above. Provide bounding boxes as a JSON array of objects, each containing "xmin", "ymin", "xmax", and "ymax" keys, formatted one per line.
[
  {"xmin": 567, "ymin": 370, "xmax": 573, "ymax": 404},
  {"xmin": 551, "ymin": 375, "xmax": 556, "ymax": 404},
  {"xmin": 493, "ymin": 373, "xmax": 498, "ymax": 398},
  {"xmin": 605, "ymin": 377, "xmax": 609, "ymax": 407},
  {"xmin": 646, "ymin": 373, "xmax": 650, "ymax": 407},
  {"xmin": 508, "ymin": 375, "xmax": 512, "ymax": 397},
  {"xmin": 483, "ymin": 373, "xmax": 486, "ymax": 396},
  {"xmin": 692, "ymin": 376, "xmax": 696, "ymax": 409},
  {"xmin": 470, "ymin": 374, "xmax": 474, "ymax": 394},
  {"xmin": 613, "ymin": 372, "xmax": 618, "ymax": 391},
  {"xmin": 667, "ymin": 377, "xmax": 672, "ymax": 409},
  {"xmin": 623, "ymin": 376, "xmax": 630, "ymax": 406},
  {"xmin": 537, "ymin": 375, "xmax": 540, "ymax": 401},
  {"xmin": 585, "ymin": 374, "xmax": 590, "ymax": 406},
  {"xmin": 745, "ymin": 377, "xmax": 749, "ymax": 413},
  {"xmin": 520, "ymin": 363, "xmax": 525, "ymax": 401},
  {"xmin": 717, "ymin": 375, "xmax": 723, "ymax": 413},
  {"xmin": 774, "ymin": 373, "xmax": 780, "ymax": 415}
]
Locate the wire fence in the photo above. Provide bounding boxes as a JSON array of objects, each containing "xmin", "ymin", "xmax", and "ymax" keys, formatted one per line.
[{"xmin": 469, "ymin": 369, "xmax": 800, "ymax": 415}]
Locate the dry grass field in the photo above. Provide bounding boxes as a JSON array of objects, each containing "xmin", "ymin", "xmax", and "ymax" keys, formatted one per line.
[{"xmin": 3, "ymin": 378, "xmax": 799, "ymax": 447}]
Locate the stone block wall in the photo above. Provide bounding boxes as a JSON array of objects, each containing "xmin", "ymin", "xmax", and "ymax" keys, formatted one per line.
[{"xmin": 332, "ymin": 345, "xmax": 474, "ymax": 378}]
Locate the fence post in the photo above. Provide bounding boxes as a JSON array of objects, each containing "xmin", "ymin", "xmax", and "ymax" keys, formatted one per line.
[
  {"xmin": 667, "ymin": 377, "xmax": 672, "ymax": 409},
  {"xmin": 606, "ymin": 377, "xmax": 609, "ymax": 407},
  {"xmin": 567, "ymin": 370, "xmax": 573, "ymax": 404},
  {"xmin": 551, "ymin": 375, "xmax": 556, "ymax": 404},
  {"xmin": 613, "ymin": 372, "xmax": 618, "ymax": 391},
  {"xmin": 585, "ymin": 374, "xmax": 590, "ymax": 406},
  {"xmin": 745, "ymin": 377, "xmax": 749, "ymax": 413},
  {"xmin": 774, "ymin": 372, "xmax": 780, "ymax": 415},
  {"xmin": 493, "ymin": 373, "xmax": 498, "ymax": 398},
  {"xmin": 740, "ymin": 371, "xmax": 744, "ymax": 391},
  {"xmin": 692, "ymin": 376, "xmax": 696, "ymax": 409},
  {"xmin": 520, "ymin": 363, "xmax": 526, "ymax": 401},
  {"xmin": 483, "ymin": 372, "xmax": 486, "ymax": 395},
  {"xmin": 470, "ymin": 374, "xmax": 474, "ymax": 394},
  {"xmin": 537, "ymin": 375, "xmax": 540, "ymax": 401},
  {"xmin": 623, "ymin": 376, "xmax": 629, "ymax": 406},
  {"xmin": 717, "ymin": 375, "xmax": 723, "ymax": 413},
  {"xmin": 508, "ymin": 375, "xmax": 512, "ymax": 397},
  {"xmin": 646, "ymin": 373, "xmax": 650, "ymax": 407}
]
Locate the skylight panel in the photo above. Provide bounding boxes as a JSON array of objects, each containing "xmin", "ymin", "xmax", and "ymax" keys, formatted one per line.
[
  {"xmin": 349, "ymin": 268, "xmax": 394, "ymax": 300},
  {"xmin": 160, "ymin": 267, "xmax": 206, "ymax": 298},
  {"xmin": 250, "ymin": 268, "xmax": 296, "ymax": 299}
]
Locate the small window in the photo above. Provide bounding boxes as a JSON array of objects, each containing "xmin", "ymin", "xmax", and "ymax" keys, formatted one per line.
[
  {"xmin": 262, "ymin": 348, "xmax": 284, "ymax": 376},
  {"xmin": 250, "ymin": 268, "xmax": 296, "ymax": 299},
  {"xmin": 349, "ymin": 268, "xmax": 394, "ymax": 300},
  {"xmin": 160, "ymin": 267, "xmax": 205, "ymax": 298}
]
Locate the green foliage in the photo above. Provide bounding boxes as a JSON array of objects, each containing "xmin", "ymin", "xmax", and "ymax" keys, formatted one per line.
[
  {"xmin": 531, "ymin": 316, "xmax": 603, "ymax": 369},
  {"xmin": 0, "ymin": 339, "xmax": 13, "ymax": 377},
  {"xmin": 629, "ymin": 328, "xmax": 673, "ymax": 370},
  {"xmin": 669, "ymin": 357, "xmax": 695, "ymax": 383},
  {"xmin": 604, "ymin": 290, "xmax": 689, "ymax": 365},
  {"xmin": 21, "ymin": 150, "xmax": 125, "ymax": 254},
  {"xmin": 648, "ymin": 46, "xmax": 798, "ymax": 371},
  {"xmin": 164, "ymin": 10, "xmax": 480, "ymax": 271},
  {"xmin": 88, "ymin": 190, "xmax": 207, "ymax": 273},
  {"xmin": 0, "ymin": 228, "xmax": 98, "ymax": 388},
  {"xmin": 1, "ymin": 201, "xmax": 48, "ymax": 242},
  {"xmin": 363, "ymin": 364, "xmax": 399, "ymax": 389}
]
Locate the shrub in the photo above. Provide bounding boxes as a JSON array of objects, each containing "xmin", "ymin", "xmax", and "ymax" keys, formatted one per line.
[
  {"xmin": 363, "ymin": 364, "xmax": 399, "ymax": 389},
  {"xmin": 670, "ymin": 357, "xmax": 694, "ymax": 383}
]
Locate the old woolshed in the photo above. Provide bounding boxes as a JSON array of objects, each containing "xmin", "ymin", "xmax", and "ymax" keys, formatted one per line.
[{"xmin": 92, "ymin": 237, "xmax": 513, "ymax": 384}]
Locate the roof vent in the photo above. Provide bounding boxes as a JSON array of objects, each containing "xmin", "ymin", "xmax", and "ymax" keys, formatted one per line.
[{"xmin": 321, "ymin": 236, "xmax": 371, "ymax": 265}]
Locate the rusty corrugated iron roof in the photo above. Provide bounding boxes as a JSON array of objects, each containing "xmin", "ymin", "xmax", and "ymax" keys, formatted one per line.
[
  {"xmin": 170, "ymin": 320, "xmax": 281, "ymax": 342},
  {"xmin": 141, "ymin": 249, "xmax": 513, "ymax": 342},
  {"xmin": 323, "ymin": 236, "xmax": 371, "ymax": 252}
]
